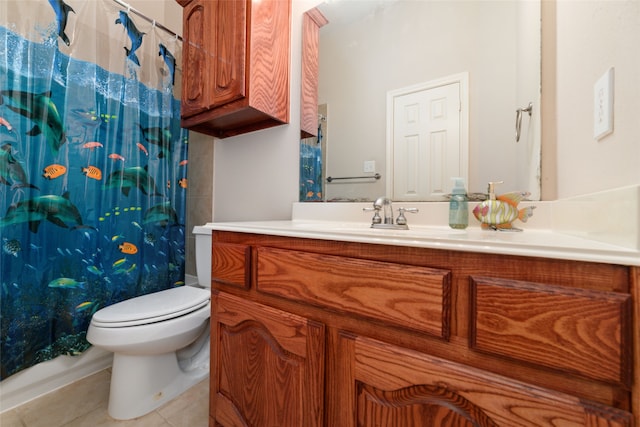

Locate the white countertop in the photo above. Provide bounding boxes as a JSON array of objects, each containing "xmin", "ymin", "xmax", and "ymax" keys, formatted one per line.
[
  {"xmin": 200, "ymin": 186, "xmax": 640, "ymax": 267},
  {"xmin": 203, "ymin": 219, "xmax": 640, "ymax": 266}
]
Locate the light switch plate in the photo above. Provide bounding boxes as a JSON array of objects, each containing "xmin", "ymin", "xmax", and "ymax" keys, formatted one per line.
[
  {"xmin": 363, "ymin": 160, "xmax": 376, "ymax": 173},
  {"xmin": 594, "ymin": 67, "xmax": 614, "ymax": 140}
]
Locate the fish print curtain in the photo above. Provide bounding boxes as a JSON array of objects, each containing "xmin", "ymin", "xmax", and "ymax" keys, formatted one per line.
[{"xmin": 1, "ymin": 0, "xmax": 187, "ymax": 379}]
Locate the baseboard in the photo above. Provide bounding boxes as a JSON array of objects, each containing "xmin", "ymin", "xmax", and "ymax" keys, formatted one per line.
[{"xmin": 0, "ymin": 347, "xmax": 113, "ymax": 413}]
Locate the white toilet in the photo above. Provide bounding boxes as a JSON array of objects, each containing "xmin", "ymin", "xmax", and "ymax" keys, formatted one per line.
[{"xmin": 87, "ymin": 225, "xmax": 213, "ymax": 420}]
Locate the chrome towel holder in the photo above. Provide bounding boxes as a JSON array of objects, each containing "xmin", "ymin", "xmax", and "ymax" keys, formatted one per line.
[
  {"xmin": 515, "ymin": 102, "xmax": 533, "ymax": 142},
  {"xmin": 326, "ymin": 173, "xmax": 381, "ymax": 183}
]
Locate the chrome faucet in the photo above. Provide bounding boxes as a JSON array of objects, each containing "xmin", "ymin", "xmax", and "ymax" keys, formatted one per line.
[
  {"xmin": 363, "ymin": 197, "xmax": 418, "ymax": 230},
  {"xmin": 374, "ymin": 197, "xmax": 394, "ymax": 224}
]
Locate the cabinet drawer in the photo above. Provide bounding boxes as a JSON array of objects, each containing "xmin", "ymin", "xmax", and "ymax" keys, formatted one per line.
[
  {"xmin": 211, "ymin": 243, "xmax": 251, "ymax": 289},
  {"xmin": 256, "ymin": 247, "xmax": 451, "ymax": 339},
  {"xmin": 470, "ymin": 276, "xmax": 632, "ymax": 387}
]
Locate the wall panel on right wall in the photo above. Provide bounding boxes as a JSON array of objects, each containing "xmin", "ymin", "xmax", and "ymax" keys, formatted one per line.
[{"xmin": 552, "ymin": 0, "xmax": 640, "ymax": 199}]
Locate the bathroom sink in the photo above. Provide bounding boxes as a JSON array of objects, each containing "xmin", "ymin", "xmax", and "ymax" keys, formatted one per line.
[{"xmin": 291, "ymin": 221, "xmax": 465, "ymax": 240}]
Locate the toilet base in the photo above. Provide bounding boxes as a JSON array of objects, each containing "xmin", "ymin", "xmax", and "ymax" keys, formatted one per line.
[{"xmin": 107, "ymin": 351, "xmax": 208, "ymax": 420}]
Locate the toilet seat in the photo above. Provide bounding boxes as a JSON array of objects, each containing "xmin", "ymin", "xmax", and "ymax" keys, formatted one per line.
[{"xmin": 91, "ymin": 286, "xmax": 210, "ymax": 328}]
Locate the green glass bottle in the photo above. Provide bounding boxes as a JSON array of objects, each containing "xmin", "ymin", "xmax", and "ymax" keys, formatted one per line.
[{"xmin": 449, "ymin": 178, "xmax": 468, "ymax": 229}]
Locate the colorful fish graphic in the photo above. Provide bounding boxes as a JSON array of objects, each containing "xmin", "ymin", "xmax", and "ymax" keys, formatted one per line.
[
  {"xmin": 81, "ymin": 165, "xmax": 102, "ymax": 180},
  {"xmin": 143, "ymin": 232, "xmax": 156, "ymax": 246},
  {"xmin": 158, "ymin": 43, "xmax": 176, "ymax": 85},
  {"xmin": 42, "ymin": 164, "xmax": 67, "ymax": 179},
  {"xmin": 0, "ymin": 90, "xmax": 66, "ymax": 155},
  {"xmin": 0, "ymin": 192, "xmax": 92, "ymax": 233},
  {"xmin": 472, "ymin": 191, "xmax": 536, "ymax": 230},
  {"xmin": 82, "ymin": 141, "xmax": 103, "ymax": 150},
  {"xmin": 115, "ymin": 11, "xmax": 145, "ymax": 66},
  {"xmin": 75, "ymin": 301, "xmax": 95, "ymax": 312},
  {"xmin": 136, "ymin": 142, "xmax": 148, "ymax": 156},
  {"xmin": 1, "ymin": 144, "xmax": 39, "ymax": 190},
  {"xmin": 103, "ymin": 166, "xmax": 164, "ymax": 197},
  {"xmin": 177, "ymin": 178, "xmax": 187, "ymax": 188},
  {"xmin": 118, "ymin": 242, "xmax": 138, "ymax": 254},
  {"xmin": 108, "ymin": 153, "xmax": 125, "ymax": 162},
  {"xmin": 0, "ymin": 116, "xmax": 13, "ymax": 131},
  {"xmin": 47, "ymin": 0, "xmax": 75, "ymax": 46},
  {"xmin": 2, "ymin": 238, "xmax": 21, "ymax": 257},
  {"xmin": 47, "ymin": 277, "xmax": 85, "ymax": 289},
  {"xmin": 138, "ymin": 125, "xmax": 172, "ymax": 159},
  {"xmin": 87, "ymin": 265, "xmax": 103, "ymax": 275}
]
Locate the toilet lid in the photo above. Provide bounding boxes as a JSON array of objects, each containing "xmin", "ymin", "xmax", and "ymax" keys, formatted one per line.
[{"xmin": 92, "ymin": 286, "xmax": 210, "ymax": 327}]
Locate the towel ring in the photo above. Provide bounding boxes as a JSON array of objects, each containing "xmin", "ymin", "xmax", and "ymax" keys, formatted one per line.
[{"xmin": 515, "ymin": 102, "xmax": 533, "ymax": 142}]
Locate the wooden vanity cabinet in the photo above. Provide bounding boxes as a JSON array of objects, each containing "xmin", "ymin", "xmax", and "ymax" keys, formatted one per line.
[
  {"xmin": 210, "ymin": 292, "xmax": 324, "ymax": 426},
  {"xmin": 178, "ymin": 0, "xmax": 291, "ymax": 138},
  {"xmin": 209, "ymin": 231, "xmax": 638, "ymax": 427}
]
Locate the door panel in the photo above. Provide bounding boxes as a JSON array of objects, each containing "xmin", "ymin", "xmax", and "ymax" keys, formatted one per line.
[{"xmin": 390, "ymin": 79, "xmax": 463, "ymax": 201}]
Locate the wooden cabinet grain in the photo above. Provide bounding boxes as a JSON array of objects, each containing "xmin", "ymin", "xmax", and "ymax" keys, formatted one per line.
[
  {"xmin": 338, "ymin": 334, "xmax": 632, "ymax": 427},
  {"xmin": 300, "ymin": 7, "xmax": 328, "ymax": 138},
  {"xmin": 179, "ymin": 0, "xmax": 291, "ymax": 138},
  {"xmin": 209, "ymin": 231, "xmax": 638, "ymax": 426},
  {"xmin": 210, "ymin": 292, "xmax": 324, "ymax": 426}
]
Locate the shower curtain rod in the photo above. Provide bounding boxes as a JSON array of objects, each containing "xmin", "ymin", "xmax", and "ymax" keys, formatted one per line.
[{"xmin": 111, "ymin": 0, "xmax": 183, "ymax": 41}]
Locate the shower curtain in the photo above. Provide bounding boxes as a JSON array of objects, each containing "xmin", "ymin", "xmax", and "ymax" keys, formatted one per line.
[{"xmin": 0, "ymin": 0, "xmax": 188, "ymax": 379}]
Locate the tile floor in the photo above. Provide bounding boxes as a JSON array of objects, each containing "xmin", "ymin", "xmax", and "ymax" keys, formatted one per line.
[{"xmin": 0, "ymin": 369, "xmax": 209, "ymax": 427}]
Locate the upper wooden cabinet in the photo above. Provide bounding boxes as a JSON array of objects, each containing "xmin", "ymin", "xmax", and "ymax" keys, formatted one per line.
[
  {"xmin": 178, "ymin": 0, "xmax": 291, "ymax": 138},
  {"xmin": 300, "ymin": 7, "xmax": 328, "ymax": 138}
]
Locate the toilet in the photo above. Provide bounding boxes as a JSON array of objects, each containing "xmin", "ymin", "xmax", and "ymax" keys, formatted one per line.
[{"xmin": 87, "ymin": 225, "xmax": 213, "ymax": 420}]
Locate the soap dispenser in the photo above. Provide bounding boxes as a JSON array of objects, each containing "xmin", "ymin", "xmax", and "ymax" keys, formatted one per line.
[{"xmin": 449, "ymin": 177, "xmax": 468, "ymax": 229}]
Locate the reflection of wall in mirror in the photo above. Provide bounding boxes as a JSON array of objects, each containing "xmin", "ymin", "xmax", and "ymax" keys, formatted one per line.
[{"xmin": 317, "ymin": 0, "xmax": 540, "ymax": 202}]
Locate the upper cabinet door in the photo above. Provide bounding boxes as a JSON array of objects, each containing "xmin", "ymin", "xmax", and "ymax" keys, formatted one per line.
[
  {"xmin": 179, "ymin": 0, "xmax": 291, "ymax": 139},
  {"xmin": 211, "ymin": 0, "xmax": 246, "ymax": 107},
  {"xmin": 300, "ymin": 8, "xmax": 328, "ymax": 139},
  {"xmin": 181, "ymin": 0, "xmax": 211, "ymax": 118}
]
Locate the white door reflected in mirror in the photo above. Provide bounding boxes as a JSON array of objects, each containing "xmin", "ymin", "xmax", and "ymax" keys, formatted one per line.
[{"xmin": 387, "ymin": 73, "xmax": 469, "ymax": 201}]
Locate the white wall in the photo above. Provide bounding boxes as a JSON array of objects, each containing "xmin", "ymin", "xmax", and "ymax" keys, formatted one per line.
[{"xmin": 553, "ymin": 0, "xmax": 640, "ymax": 199}]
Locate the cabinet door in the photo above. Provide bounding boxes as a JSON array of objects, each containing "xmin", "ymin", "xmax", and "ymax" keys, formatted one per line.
[
  {"xmin": 209, "ymin": 0, "xmax": 246, "ymax": 107},
  {"xmin": 300, "ymin": 8, "xmax": 328, "ymax": 138},
  {"xmin": 333, "ymin": 333, "xmax": 632, "ymax": 427},
  {"xmin": 211, "ymin": 292, "xmax": 324, "ymax": 427},
  {"xmin": 182, "ymin": 0, "xmax": 246, "ymax": 118},
  {"xmin": 182, "ymin": 0, "xmax": 211, "ymax": 117}
]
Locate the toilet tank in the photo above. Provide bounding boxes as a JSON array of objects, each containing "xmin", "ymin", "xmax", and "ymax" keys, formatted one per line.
[{"xmin": 192, "ymin": 225, "xmax": 213, "ymax": 289}]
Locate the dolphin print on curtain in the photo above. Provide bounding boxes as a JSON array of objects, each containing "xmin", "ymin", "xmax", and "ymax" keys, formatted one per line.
[{"xmin": 0, "ymin": 0, "xmax": 188, "ymax": 379}]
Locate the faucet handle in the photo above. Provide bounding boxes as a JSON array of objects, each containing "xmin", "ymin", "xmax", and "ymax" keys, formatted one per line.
[
  {"xmin": 363, "ymin": 206, "xmax": 382, "ymax": 224},
  {"xmin": 396, "ymin": 207, "xmax": 418, "ymax": 226}
]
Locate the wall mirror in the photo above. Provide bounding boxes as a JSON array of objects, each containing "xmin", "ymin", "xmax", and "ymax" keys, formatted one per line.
[{"xmin": 300, "ymin": 0, "xmax": 541, "ymax": 202}]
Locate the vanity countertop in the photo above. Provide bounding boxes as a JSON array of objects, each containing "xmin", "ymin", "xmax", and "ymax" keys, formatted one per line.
[
  {"xmin": 202, "ymin": 219, "xmax": 640, "ymax": 267},
  {"xmin": 203, "ymin": 186, "xmax": 640, "ymax": 266}
]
